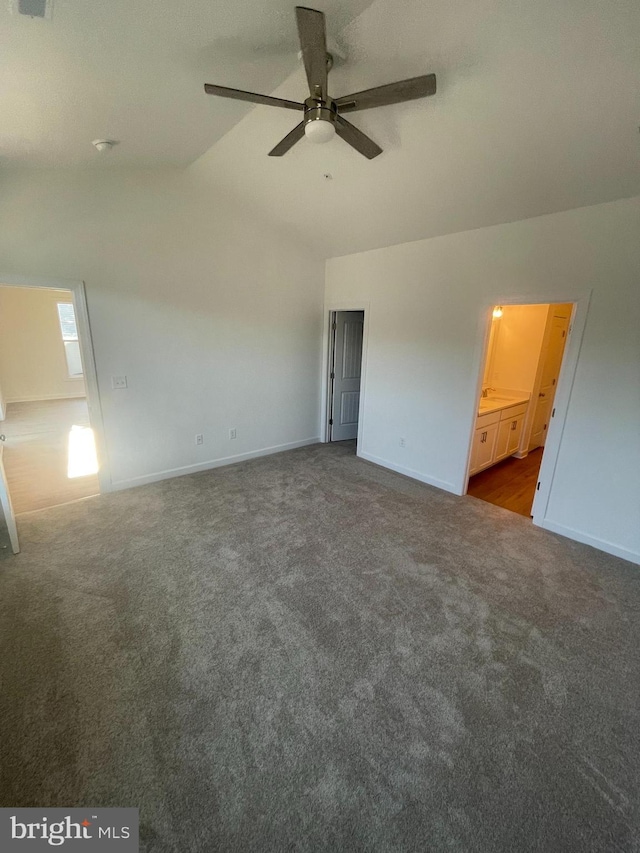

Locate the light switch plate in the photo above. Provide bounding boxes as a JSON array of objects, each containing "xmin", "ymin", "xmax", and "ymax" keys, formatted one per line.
[{"xmin": 111, "ymin": 375, "xmax": 128, "ymax": 390}]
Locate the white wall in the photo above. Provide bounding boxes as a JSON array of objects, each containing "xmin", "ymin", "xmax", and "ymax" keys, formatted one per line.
[
  {"xmin": 488, "ymin": 304, "xmax": 549, "ymax": 394},
  {"xmin": 0, "ymin": 169, "xmax": 324, "ymax": 488},
  {"xmin": 326, "ymin": 196, "xmax": 640, "ymax": 564},
  {"xmin": 0, "ymin": 287, "xmax": 86, "ymax": 403},
  {"xmin": 0, "ymin": 378, "xmax": 5, "ymax": 420}
]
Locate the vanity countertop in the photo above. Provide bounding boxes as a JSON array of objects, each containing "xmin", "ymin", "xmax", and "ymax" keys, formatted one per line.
[{"xmin": 477, "ymin": 394, "xmax": 530, "ymax": 416}]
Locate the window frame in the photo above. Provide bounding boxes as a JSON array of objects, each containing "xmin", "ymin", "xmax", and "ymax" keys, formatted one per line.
[{"xmin": 56, "ymin": 300, "xmax": 84, "ymax": 380}]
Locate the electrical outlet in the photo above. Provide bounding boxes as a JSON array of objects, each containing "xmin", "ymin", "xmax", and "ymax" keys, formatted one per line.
[
  {"xmin": 399, "ymin": 437, "xmax": 406, "ymax": 447},
  {"xmin": 229, "ymin": 428, "xmax": 237, "ymax": 440},
  {"xmin": 111, "ymin": 375, "xmax": 128, "ymax": 390},
  {"xmin": 195, "ymin": 434, "xmax": 204, "ymax": 446}
]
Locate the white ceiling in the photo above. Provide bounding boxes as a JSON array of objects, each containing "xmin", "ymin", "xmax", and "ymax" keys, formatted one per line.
[
  {"xmin": 2, "ymin": 0, "xmax": 639, "ymax": 256},
  {"xmin": 0, "ymin": 0, "xmax": 375, "ymax": 167},
  {"xmin": 189, "ymin": 0, "xmax": 640, "ymax": 255}
]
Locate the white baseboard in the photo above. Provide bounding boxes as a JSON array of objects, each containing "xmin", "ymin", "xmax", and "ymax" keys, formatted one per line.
[
  {"xmin": 537, "ymin": 518, "xmax": 640, "ymax": 566},
  {"xmin": 7, "ymin": 393, "xmax": 86, "ymax": 403},
  {"xmin": 358, "ymin": 450, "xmax": 457, "ymax": 494},
  {"xmin": 109, "ymin": 437, "xmax": 321, "ymax": 491}
]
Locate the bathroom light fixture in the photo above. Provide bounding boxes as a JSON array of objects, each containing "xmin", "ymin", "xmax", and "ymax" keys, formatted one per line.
[{"xmin": 492, "ymin": 306, "xmax": 503, "ymax": 319}]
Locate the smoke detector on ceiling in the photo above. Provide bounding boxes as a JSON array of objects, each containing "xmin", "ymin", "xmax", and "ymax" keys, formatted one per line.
[
  {"xmin": 15, "ymin": 0, "xmax": 53, "ymax": 19},
  {"xmin": 92, "ymin": 139, "xmax": 116, "ymax": 153}
]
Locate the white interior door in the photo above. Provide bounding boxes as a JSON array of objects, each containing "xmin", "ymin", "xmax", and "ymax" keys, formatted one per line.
[
  {"xmin": 330, "ymin": 311, "xmax": 364, "ymax": 441},
  {"xmin": 0, "ymin": 442, "xmax": 19, "ymax": 554},
  {"xmin": 530, "ymin": 314, "xmax": 570, "ymax": 449}
]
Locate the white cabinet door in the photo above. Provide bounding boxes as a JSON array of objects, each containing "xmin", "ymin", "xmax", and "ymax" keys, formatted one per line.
[
  {"xmin": 495, "ymin": 418, "xmax": 513, "ymax": 461},
  {"xmin": 507, "ymin": 415, "xmax": 524, "ymax": 456},
  {"xmin": 471, "ymin": 422, "xmax": 499, "ymax": 474},
  {"xmin": 496, "ymin": 414, "xmax": 524, "ymax": 460}
]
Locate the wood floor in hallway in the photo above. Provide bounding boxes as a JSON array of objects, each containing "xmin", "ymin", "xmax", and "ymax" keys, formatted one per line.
[
  {"xmin": 467, "ymin": 447, "xmax": 543, "ymax": 517},
  {"xmin": 1, "ymin": 398, "xmax": 99, "ymax": 514}
]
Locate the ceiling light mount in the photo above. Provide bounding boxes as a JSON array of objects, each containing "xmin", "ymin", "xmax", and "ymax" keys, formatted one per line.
[
  {"xmin": 92, "ymin": 139, "xmax": 116, "ymax": 153},
  {"xmin": 297, "ymin": 49, "xmax": 335, "ymax": 72}
]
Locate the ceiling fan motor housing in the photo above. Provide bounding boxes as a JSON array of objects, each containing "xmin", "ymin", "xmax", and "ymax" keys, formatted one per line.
[
  {"xmin": 303, "ymin": 96, "xmax": 337, "ymax": 142},
  {"xmin": 304, "ymin": 97, "xmax": 337, "ymax": 126}
]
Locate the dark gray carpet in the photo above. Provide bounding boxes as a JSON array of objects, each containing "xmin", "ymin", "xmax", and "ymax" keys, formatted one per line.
[
  {"xmin": 1, "ymin": 442, "xmax": 639, "ymax": 852},
  {"xmin": 0, "ymin": 519, "xmax": 11, "ymax": 557}
]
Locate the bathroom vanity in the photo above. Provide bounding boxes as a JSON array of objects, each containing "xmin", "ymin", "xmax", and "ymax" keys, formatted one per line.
[{"xmin": 468, "ymin": 394, "xmax": 530, "ymax": 476}]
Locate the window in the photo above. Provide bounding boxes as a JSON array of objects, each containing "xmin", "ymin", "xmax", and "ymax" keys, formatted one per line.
[{"xmin": 56, "ymin": 302, "xmax": 83, "ymax": 378}]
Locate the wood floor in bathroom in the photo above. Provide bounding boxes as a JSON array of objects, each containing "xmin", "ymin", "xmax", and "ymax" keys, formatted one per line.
[{"xmin": 467, "ymin": 448, "xmax": 543, "ymax": 518}]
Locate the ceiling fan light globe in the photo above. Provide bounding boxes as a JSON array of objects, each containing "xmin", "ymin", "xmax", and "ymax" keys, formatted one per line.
[{"xmin": 304, "ymin": 119, "xmax": 336, "ymax": 144}]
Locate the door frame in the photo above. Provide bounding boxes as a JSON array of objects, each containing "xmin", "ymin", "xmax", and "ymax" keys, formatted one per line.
[
  {"xmin": 321, "ymin": 302, "xmax": 370, "ymax": 446},
  {"xmin": 462, "ymin": 291, "xmax": 591, "ymax": 527},
  {"xmin": 0, "ymin": 273, "xmax": 112, "ymax": 494},
  {"xmin": 0, "ymin": 451, "xmax": 20, "ymax": 553}
]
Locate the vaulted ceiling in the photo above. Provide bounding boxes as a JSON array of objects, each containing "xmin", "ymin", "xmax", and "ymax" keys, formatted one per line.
[
  {"xmin": 2, "ymin": 0, "xmax": 639, "ymax": 256},
  {"xmin": 0, "ymin": 0, "xmax": 375, "ymax": 167}
]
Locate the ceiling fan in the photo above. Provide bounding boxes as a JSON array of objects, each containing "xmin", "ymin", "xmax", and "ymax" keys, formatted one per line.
[{"xmin": 204, "ymin": 6, "xmax": 436, "ymax": 160}]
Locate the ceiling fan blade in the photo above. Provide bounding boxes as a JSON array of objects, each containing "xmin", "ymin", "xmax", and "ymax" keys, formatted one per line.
[
  {"xmin": 204, "ymin": 83, "xmax": 303, "ymax": 111},
  {"xmin": 295, "ymin": 6, "xmax": 328, "ymax": 100},
  {"xmin": 335, "ymin": 116, "xmax": 382, "ymax": 160},
  {"xmin": 268, "ymin": 122, "xmax": 306, "ymax": 156},
  {"xmin": 336, "ymin": 74, "xmax": 437, "ymax": 113}
]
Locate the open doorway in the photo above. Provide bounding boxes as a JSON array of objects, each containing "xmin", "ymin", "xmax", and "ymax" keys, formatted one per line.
[
  {"xmin": 0, "ymin": 284, "xmax": 100, "ymax": 518},
  {"xmin": 327, "ymin": 310, "xmax": 364, "ymax": 446},
  {"xmin": 465, "ymin": 303, "xmax": 573, "ymax": 517}
]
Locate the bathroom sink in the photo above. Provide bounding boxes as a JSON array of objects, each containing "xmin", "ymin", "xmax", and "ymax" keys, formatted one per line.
[
  {"xmin": 478, "ymin": 401, "xmax": 500, "ymax": 412},
  {"xmin": 478, "ymin": 394, "xmax": 528, "ymax": 415},
  {"xmin": 484, "ymin": 395, "xmax": 516, "ymax": 404},
  {"xmin": 478, "ymin": 394, "xmax": 527, "ymax": 414}
]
